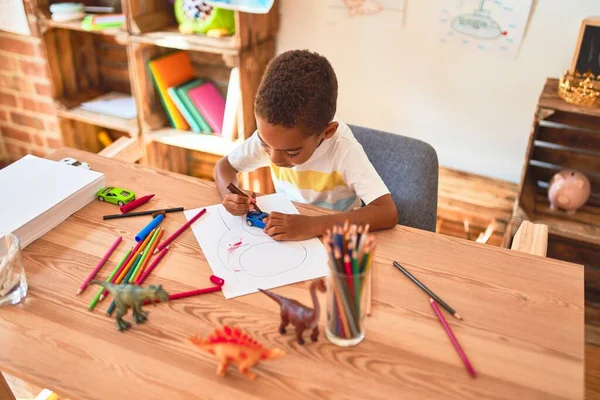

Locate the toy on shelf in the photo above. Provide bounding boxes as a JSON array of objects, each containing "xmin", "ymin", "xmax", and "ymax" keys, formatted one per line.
[
  {"xmin": 49, "ymin": 3, "xmax": 85, "ymax": 22},
  {"xmin": 174, "ymin": 0, "xmax": 236, "ymax": 35},
  {"xmin": 548, "ymin": 169, "xmax": 591, "ymax": 215},
  {"xmin": 189, "ymin": 325, "xmax": 284, "ymax": 380},
  {"xmin": 259, "ymin": 279, "xmax": 326, "ymax": 345},
  {"xmin": 90, "ymin": 281, "xmax": 169, "ymax": 332},
  {"xmin": 245, "ymin": 210, "xmax": 269, "ymax": 229},
  {"xmin": 59, "ymin": 157, "xmax": 90, "ymax": 169},
  {"xmin": 96, "ymin": 187, "xmax": 135, "ymax": 206}
]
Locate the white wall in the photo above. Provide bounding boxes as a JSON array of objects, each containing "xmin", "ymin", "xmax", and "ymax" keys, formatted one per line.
[{"xmin": 277, "ymin": 0, "xmax": 600, "ymax": 182}]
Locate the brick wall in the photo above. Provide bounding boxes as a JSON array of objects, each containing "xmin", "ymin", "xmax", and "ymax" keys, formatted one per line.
[{"xmin": 0, "ymin": 1, "xmax": 61, "ymax": 164}]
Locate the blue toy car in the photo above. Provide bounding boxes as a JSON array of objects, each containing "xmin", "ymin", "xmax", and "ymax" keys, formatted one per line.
[{"xmin": 245, "ymin": 211, "xmax": 269, "ymax": 229}]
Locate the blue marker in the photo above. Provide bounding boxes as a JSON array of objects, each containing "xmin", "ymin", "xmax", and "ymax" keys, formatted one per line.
[{"xmin": 135, "ymin": 213, "xmax": 165, "ymax": 242}]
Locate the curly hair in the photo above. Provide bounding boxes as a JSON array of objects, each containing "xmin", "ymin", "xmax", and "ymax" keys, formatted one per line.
[{"xmin": 254, "ymin": 50, "xmax": 338, "ymax": 135}]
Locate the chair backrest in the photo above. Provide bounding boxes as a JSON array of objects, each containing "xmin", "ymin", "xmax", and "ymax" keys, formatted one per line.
[{"xmin": 350, "ymin": 125, "xmax": 439, "ymax": 232}]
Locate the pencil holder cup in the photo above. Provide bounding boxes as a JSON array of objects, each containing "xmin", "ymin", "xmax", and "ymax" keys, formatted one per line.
[
  {"xmin": 0, "ymin": 233, "xmax": 27, "ymax": 306},
  {"xmin": 326, "ymin": 268, "xmax": 370, "ymax": 347}
]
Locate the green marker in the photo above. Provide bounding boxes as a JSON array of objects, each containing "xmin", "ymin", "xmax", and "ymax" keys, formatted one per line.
[{"xmin": 88, "ymin": 248, "xmax": 132, "ymax": 311}]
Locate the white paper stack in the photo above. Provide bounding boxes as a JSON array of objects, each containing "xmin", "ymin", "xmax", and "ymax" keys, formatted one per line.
[{"xmin": 0, "ymin": 155, "xmax": 105, "ymax": 248}]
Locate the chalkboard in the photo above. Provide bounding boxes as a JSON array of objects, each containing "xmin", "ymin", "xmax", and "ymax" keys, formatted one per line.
[{"xmin": 571, "ymin": 19, "xmax": 600, "ymax": 75}]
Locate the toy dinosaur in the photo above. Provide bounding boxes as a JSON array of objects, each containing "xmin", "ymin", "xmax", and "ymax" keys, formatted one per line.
[
  {"xmin": 258, "ymin": 279, "xmax": 326, "ymax": 345},
  {"xmin": 89, "ymin": 280, "xmax": 169, "ymax": 332},
  {"xmin": 189, "ymin": 325, "xmax": 284, "ymax": 380}
]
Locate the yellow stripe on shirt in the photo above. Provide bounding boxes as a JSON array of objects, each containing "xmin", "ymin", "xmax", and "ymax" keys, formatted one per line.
[{"xmin": 270, "ymin": 163, "xmax": 348, "ymax": 192}]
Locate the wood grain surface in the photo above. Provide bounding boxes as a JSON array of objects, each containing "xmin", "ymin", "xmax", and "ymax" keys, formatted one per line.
[{"xmin": 0, "ymin": 149, "xmax": 584, "ymax": 400}]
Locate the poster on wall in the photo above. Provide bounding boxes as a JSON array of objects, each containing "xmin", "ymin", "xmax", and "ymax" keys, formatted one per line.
[
  {"xmin": 0, "ymin": 0, "xmax": 31, "ymax": 36},
  {"xmin": 326, "ymin": 0, "xmax": 406, "ymax": 28},
  {"xmin": 437, "ymin": 0, "xmax": 533, "ymax": 59}
]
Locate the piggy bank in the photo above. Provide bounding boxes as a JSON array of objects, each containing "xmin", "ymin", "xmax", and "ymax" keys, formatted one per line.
[{"xmin": 548, "ymin": 170, "xmax": 591, "ymax": 215}]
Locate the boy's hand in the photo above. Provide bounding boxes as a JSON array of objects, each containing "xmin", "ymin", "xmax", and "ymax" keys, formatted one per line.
[
  {"xmin": 264, "ymin": 212, "xmax": 317, "ymax": 241},
  {"xmin": 223, "ymin": 191, "xmax": 257, "ymax": 216}
]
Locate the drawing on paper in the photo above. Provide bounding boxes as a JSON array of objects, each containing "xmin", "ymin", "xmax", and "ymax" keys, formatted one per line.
[
  {"xmin": 437, "ymin": 0, "xmax": 533, "ymax": 59},
  {"xmin": 452, "ymin": 0, "xmax": 505, "ymax": 39},
  {"xmin": 326, "ymin": 0, "xmax": 405, "ymax": 19},
  {"xmin": 185, "ymin": 194, "xmax": 328, "ymax": 299},
  {"xmin": 216, "ymin": 206, "xmax": 308, "ymax": 277}
]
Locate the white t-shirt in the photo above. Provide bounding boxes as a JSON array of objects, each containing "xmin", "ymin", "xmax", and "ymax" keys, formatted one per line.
[{"xmin": 228, "ymin": 121, "xmax": 390, "ymax": 211}]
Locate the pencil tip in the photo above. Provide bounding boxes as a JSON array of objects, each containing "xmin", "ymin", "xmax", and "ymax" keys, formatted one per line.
[
  {"xmin": 99, "ymin": 295, "xmax": 105, "ymax": 301},
  {"xmin": 429, "ymin": 297, "xmax": 434, "ymax": 303},
  {"xmin": 76, "ymin": 289, "xmax": 81, "ymax": 295},
  {"xmin": 454, "ymin": 313, "xmax": 463, "ymax": 320}
]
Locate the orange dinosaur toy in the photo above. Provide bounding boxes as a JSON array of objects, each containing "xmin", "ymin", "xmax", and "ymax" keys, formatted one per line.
[{"xmin": 189, "ymin": 325, "xmax": 285, "ymax": 380}]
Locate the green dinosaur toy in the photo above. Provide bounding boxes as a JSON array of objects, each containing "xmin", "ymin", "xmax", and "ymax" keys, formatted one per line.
[{"xmin": 89, "ymin": 280, "xmax": 169, "ymax": 332}]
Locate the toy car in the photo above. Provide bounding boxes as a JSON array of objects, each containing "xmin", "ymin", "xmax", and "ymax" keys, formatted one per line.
[
  {"xmin": 59, "ymin": 157, "xmax": 90, "ymax": 169},
  {"xmin": 96, "ymin": 187, "xmax": 135, "ymax": 206},
  {"xmin": 245, "ymin": 211, "xmax": 269, "ymax": 229}
]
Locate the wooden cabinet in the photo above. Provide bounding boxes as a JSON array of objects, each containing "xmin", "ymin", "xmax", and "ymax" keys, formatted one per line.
[
  {"xmin": 36, "ymin": 0, "xmax": 278, "ymax": 193},
  {"xmin": 505, "ymin": 78, "xmax": 600, "ymax": 267}
]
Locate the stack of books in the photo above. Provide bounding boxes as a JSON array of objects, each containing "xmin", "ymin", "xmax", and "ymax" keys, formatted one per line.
[
  {"xmin": 148, "ymin": 51, "xmax": 239, "ymax": 140},
  {"xmin": 0, "ymin": 155, "xmax": 105, "ymax": 248}
]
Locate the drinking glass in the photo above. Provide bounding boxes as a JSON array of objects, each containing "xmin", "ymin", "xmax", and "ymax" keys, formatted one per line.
[
  {"xmin": 0, "ymin": 233, "xmax": 27, "ymax": 306},
  {"xmin": 325, "ymin": 268, "xmax": 370, "ymax": 347}
]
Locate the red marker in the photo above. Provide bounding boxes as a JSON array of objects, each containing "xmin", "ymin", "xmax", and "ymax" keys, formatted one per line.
[{"xmin": 120, "ymin": 194, "xmax": 155, "ymax": 214}]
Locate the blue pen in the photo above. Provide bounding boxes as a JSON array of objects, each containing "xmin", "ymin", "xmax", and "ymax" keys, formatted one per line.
[{"xmin": 135, "ymin": 213, "xmax": 164, "ymax": 242}]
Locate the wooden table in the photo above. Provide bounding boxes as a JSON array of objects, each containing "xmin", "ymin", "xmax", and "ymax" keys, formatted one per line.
[{"xmin": 0, "ymin": 149, "xmax": 584, "ymax": 400}]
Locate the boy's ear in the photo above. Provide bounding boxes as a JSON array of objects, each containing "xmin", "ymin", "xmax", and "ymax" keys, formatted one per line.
[{"xmin": 322, "ymin": 122, "xmax": 338, "ymax": 139}]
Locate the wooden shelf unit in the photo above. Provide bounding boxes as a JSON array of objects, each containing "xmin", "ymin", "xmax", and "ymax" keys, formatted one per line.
[
  {"xmin": 36, "ymin": 0, "xmax": 278, "ymax": 192},
  {"xmin": 506, "ymin": 78, "xmax": 600, "ymax": 267}
]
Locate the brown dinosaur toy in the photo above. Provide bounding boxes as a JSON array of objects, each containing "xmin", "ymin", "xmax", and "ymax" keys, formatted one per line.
[
  {"xmin": 258, "ymin": 279, "xmax": 326, "ymax": 345},
  {"xmin": 189, "ymin": 325, "xmax": 284, "ymax": 380}
]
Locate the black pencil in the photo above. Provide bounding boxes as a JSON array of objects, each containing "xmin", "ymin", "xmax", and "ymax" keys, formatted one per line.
[
  {"xmin": 103, "ymin": 207, "xmax": 185, "ymax": 220},
  {"xmin": 392, "ymin": 261, "xmax": 462, "ymax": 320}
]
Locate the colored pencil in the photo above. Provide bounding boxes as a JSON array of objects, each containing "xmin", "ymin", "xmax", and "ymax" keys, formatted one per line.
[
  {"xmin": 226, "ymin": 183, "xmax": 263, "ymax": 213},
  {"xmin": 143, "ymin": 286, "xmax": 222, "ymax": 305},
  {"xmin": 392, "ymin": 261, "xmax": 462, "ymax": 320},
  {"xmin": 77, "ymin": 236, "xmax": 122, "ymax": 295},
  {"xmin": 100, "ymin": 232, "xmax": 153, "ymax": 300},
  {"xmin": 131, "ymin": 228, "xmax": 161, "ymax": 282},
  {"xmin": 103, "ymin": 207, "xmax": 184, "ymax": 220},
  {"xmin": 430, "ymin": 298, "xmax": 476, "ymax": 378},
  {"xmin": 120, "ymin": 194, "xmax": 155, "ymax": 214},
  {"xmin": 107, "ymin": 255, "xmax": 142, "ymax": 316},
  {"xmin": 88, "ymin": 248, "xmax": 131, "ymax": 310},
  {"xmin": 114, "ymin": 232, "xmax": 153, "ymax": 284},
  {"xmin": 135, "ymin": 228, "xmax": 163, "ymax": 279},
  {"xmin": 135, "ymin": 246, "xmax": 169, "ymax": 285},
  {"xmin": 154, "ymin": 208, "xmax": 206, "ymax": 254},
  {"xmin": 324, "ymin": 222, "xmax": 375, "ymax": 339}
]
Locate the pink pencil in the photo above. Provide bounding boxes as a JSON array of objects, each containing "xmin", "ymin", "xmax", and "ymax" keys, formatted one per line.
[
  {"xmin": 154, "ymin": 208, "xmax": 206, "ymax": 254},
  {"xmin": 77, "ymin": 236, "xmax": 121, "ymax": 295},
  {"xmin": 135, "ymin": 246, "xmax": 170, "ymax": 285},
  {"xmin": 120, "ymin": 194, "xmax": 155, "ymax": 214},
  {"xmin": 143, "ymin": 275, "xmax": 225, "ymax": 305},
  {"xmin": 430, "ymin": 298, "xmax": 476, "ymax": 378}
]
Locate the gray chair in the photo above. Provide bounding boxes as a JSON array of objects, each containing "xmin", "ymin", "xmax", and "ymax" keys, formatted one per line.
[{"xmin": 350, "ymin": 125, "xmax": 439, "ymax": 232}]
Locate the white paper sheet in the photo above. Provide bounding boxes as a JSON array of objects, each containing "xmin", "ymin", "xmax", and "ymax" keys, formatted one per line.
[
  {"xmin": 436, "ymin": 0, "xmax": 533, "ymax": 59},
  {"xmin": 185, "ymin": 194, "xmax": 328, "ymax": 299},
  {"xmin": 80, "ymin": 92, "xmax": 137, "ymax": 119}
]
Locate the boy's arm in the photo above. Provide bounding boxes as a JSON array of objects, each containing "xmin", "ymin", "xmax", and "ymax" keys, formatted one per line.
[
  {"xmin": 264, "ymin": 194, "xmax": 397, "ymax": 241},
  {"xmin": 214, "ymin": 156, "xmax": 239, "ymax": 198},
  {"xmin": 214, "ymin": 132, "xmax": 269, "ymax": 215}
]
